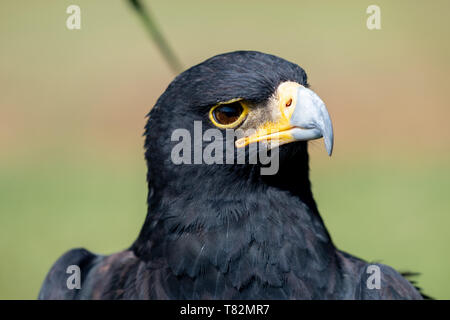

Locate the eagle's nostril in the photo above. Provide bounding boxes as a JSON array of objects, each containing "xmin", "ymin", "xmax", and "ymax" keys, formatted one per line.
[{"xmin": 285, "ymin": 98, "xmax": 292, "ymax": 107}]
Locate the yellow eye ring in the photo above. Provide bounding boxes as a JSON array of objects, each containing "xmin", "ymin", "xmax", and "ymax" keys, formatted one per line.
[{"xmin": 209, "ymin": 99, "xmax": 249, "ymax": 129}]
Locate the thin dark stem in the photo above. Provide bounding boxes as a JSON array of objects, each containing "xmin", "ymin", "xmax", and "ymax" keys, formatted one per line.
[{"xmin": 128, "ymin": 0, "xmax": 183, "ymax": 74}]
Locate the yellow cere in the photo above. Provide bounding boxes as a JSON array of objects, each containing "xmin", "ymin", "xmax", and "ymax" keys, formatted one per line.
[
  {"xmin": 235, "ymin": 81, "xmax": 302, "ymax": 148},
  {"xmin": 277, "ymin": 81, "xmax": 301, "ymax": 121}
]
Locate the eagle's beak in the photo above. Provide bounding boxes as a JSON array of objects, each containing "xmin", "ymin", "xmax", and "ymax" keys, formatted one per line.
[
  {"xmin": 235, "ymin": 82, "xmax": 334, "ymax": 156},
  {"xmin": 289, "ymin": 85, "xmax": 334, "ymax": 155}
]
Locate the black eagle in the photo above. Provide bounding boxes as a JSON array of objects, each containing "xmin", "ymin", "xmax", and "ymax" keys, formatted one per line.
[{"xmin": 39, "ymin": 51, "xmax": 426, "ymax": 299}]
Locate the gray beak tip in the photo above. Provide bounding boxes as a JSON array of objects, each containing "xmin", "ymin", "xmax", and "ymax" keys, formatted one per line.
[
  {"xmin": 323, "ymin": 118, "xmax": 334, "ymax": 156},
  {"xmin": 325, "ymin": 136, "xmax": 333, "ymax": 156}
]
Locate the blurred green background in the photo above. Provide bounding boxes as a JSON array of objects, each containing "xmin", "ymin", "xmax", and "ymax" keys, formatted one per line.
[{"xmin": 1, "ymin": 0, "xmax": 449, "ymax": 299}]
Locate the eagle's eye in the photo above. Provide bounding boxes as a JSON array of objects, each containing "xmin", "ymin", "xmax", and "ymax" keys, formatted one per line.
[{"xmin": 209, "ymin": 100, "xmax": 248, "ymax": 128}]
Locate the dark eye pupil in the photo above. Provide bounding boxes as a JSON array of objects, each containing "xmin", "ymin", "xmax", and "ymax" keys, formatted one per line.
[{"xmin": 213, "ymin": 102, "xmax": 243, "ymax": 125}]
